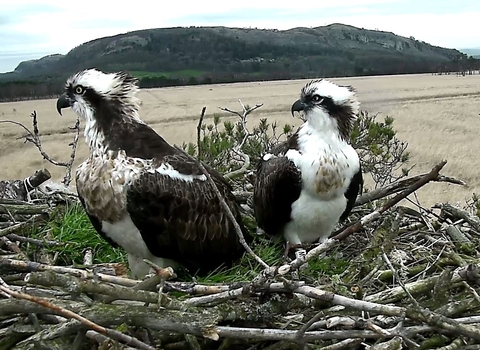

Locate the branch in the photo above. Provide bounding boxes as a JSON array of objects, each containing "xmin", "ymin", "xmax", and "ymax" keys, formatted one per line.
[
  {"xmin": 196, "ymin": 162, "xmax": 269, "ymax": 269},
  {"xmin": 220, "ymin": 100, "xmax": 263, "ymax": 180},
  {"xmin": 0, "ymin": 111, "xmax": 80, "ymax": 187},
  {"xmin": 0, "ymin": 214, "xmax": 45, "ymax": 238},
  {"xmin": 433, "ymin": 202, "xmax": 480, "ymax": 232},
  {"xmin": 0, "ymin": 256, "xmax": 139, "ymax": 287},
  {"xmin": 334, "ymin": 159, "xmax": 448, "ymax": 241},
  {"xmin": 224, "ymin": 151, "xmax": 250, "ymax": 180},
  {"xmin": 356, "ymin": 171, "xmax": 466, "ymax": 206},
  {"xmin": 24, "ymin": 168, "xmax": 52, "ymax": 192},
  {"xmin": 0, "ymin": 284, "xmax": 156, "ymax": 350},
  {"xmin": 63, "ymin": 117, "xmax": 80, "ymax": 186},
  {"xmin": 196, "ymin": 106, "xmax": 206, "ymax": 160}
]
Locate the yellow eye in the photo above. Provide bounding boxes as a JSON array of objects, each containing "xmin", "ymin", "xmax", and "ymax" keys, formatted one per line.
[
  {"xmin": 75, "ymin": 86, "xmax": 84, "ymax": 94},
  {"xmin": 311, "ymin": 94, "xmax": 322, "ymax": 103}
]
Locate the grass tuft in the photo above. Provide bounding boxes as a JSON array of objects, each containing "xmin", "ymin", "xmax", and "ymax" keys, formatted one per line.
[
  {"xmin": 30, "ymin": 204, "xmax": 127, "ymax": 266},
  {"xmin": 27, "ymin": 204, "xmax": 349, "ymax": 284}
]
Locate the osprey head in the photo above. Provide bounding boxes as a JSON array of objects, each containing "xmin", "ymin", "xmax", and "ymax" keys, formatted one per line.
[
  {"xmin": 291, "ymin": 79, "xmax": 360, "ymax": 140},
  {"xmin": 57, "ymin": 68, "xmax": 140, "ymax": 118},
  {"xmin": 56, "ymin": 69, "xmax": 141, "ymax": 150}
]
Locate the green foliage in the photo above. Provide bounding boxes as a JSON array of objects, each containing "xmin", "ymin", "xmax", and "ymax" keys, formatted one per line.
[
  {"xmin": 351, "ymin": 111, "xmax": 410, "ymax": 187},
  {"xmin": 195, "ymin": 237, "xmax": 283, "ymax": 283},
  {"xmin": 29, "ymin": 204, "xmax": 127, "ymax": 266},
  {"xmin": 193, "ymin": 236, "xmax": 349, "ymax": 285},
  {"xmin": 183, "ymin": 113, "xmax": 295, "ymax": 175}
]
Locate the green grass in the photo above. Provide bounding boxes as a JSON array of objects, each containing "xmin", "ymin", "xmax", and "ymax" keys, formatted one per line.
[
  {"xmin": 27, "ymin": 204, "xmax": 349, "ymax": 284},
  {"xmin": 30, "ymin": 204, "xmax": 127, "ymax": 266},
  {"xmin": 193, "ymin": 234, "xmax": 351, "ymax": 285},
  {"xmin": 129, "ymin": 70, "xmax": 206, "ymax": 79}
]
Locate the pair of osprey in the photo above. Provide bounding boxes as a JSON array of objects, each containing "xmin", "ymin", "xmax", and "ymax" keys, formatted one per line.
[{"xmin": 56, "ymin": 69, "xmax": 363, "ymax": 278}]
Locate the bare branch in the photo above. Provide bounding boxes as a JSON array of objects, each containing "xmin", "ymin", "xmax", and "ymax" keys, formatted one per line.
[
  {"xmin": 196, "ymin": 106, "xmax": 206, "ymax": 160},
  {"xmin": 196, "ymin": 162, "xmax": 269, "ymax": 269},
  {"xmin": 0, "ymin": 111, "xmax": 80, "ymax": 187},
  {"xmin": 0, "ymin": 284, "xmax": 155, "ymax": 350}
]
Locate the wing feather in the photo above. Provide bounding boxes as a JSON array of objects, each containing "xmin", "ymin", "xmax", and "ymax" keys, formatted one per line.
[
  {"xmin": 253, "ymin": 156, "xmax": 302, "ymax": 237},
  {"xmin": 340, "ymin": 163, "xmax": 363, "ymax": 221},
  {"xmin": 125, "ymin": 155, "xmax": 250, "ymax": 274}
]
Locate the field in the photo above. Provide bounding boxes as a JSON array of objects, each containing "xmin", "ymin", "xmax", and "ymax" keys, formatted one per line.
[{"xmin": 0, "ymin": 73, "xmax": 479, "ymax": 207}]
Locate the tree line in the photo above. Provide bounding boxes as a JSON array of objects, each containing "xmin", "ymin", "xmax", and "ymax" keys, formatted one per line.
[{"xmin": 0, "ymin": 56, "xmax": 478, "ymax": 103}]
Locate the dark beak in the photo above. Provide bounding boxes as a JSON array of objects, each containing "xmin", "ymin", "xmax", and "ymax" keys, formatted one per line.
[
  {"xmin": 291, "ymin": 99, "xmax": 307, "ymax": 117},
  {"xmin": 56, "ymin": 93, "xmax": 71, "ymax": 116}
]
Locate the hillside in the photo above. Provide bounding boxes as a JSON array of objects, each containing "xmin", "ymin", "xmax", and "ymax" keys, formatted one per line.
[{"xmin": 0, "ymin": 23, "xmax": 477, "ymax": 101}]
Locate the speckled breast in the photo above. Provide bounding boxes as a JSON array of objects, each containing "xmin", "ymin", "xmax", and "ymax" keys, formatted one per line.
[
  {"xmin": 76, "ymin": 150, "xmax": 145, "ymax": 223},
  {"xmin": 314, "ymin": 154, "xmax": 348, "ymax": 194}
]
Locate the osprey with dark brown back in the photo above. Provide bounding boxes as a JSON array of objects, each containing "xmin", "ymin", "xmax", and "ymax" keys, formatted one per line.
[{"xmin": 56, "ymin": 69, "xmax": 250, "ymax": 278}]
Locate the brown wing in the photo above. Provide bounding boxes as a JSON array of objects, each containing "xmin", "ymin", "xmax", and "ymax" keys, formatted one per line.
[
  {"xmin": 253, "ymin": 156, "xmax": 302, "ymax": 237},
  {"xmin": 125, "ymin": 153, "xmax": 251, "ymax": 275}
]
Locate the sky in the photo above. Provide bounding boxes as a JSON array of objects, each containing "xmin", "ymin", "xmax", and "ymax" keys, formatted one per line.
[{"xmin": 1, "ymin": 0, "xmax": 479, "ymax": 73}]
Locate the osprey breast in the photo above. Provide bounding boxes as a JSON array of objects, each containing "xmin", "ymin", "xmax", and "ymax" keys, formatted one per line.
[
  {"xmin": 76, "ymin": 150, "xmax": 145, "ymax": 223},
  {"xmin": 286, "ymin": 136, "xmax": 358, "ymax": 199},
  {"xmin": 314, "ymin": 155, "xmax": 348, "ymax": 194}
]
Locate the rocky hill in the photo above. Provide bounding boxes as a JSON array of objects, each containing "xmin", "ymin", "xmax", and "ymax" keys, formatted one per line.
[{"xmin": 1, "ymin": 23, "xmax": 476, "ymax": 101}]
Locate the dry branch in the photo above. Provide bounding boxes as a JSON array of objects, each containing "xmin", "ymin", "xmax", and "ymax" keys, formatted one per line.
[
  {"xmin": 434, "ymin": 202, "xmax": 480, "ymax": 232},
  {"xmin": 0, "ymin": 110, "xmax": 80, "ymax": 186},
  {"xmin": 355, "ymin": 172, "xmax": 466, "ymax": 206},
  {"xmin": 219, "ymin": 100, "xmax": 262, "ymax": 180},
  {"xmin": 197, "ymin": 106, "xmax": 206, "ymax": 160},
  {"xmin": 196, "ymin": 161, "xmax": 269, "ymax": 269}
]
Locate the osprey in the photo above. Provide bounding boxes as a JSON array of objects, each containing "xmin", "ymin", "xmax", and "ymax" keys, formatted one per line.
[
  {"xmin": 253, "ymin": 79, "xmax": 363, "ymax": 260},
  {"xmin": 56, "ymin": 69, "xmax": 250, "ymax": 278}
]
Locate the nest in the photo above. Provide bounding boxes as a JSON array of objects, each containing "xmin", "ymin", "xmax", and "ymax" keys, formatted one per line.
[{"xmin": 1, "ymin": 160, "xmax": 480, "ymax": 350}]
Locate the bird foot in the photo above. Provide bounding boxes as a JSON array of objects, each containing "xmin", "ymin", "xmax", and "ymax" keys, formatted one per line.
[
  {"xmin": 295, "ymin": 249, "xmax": 309, "ymax": 271},
  {"xmin": 143, "ymin": 269, "xmax": 157, "ymax": 281},
  {"xmin": 284, "ymin": 242, "xmax": 303, "ymax": 260}
]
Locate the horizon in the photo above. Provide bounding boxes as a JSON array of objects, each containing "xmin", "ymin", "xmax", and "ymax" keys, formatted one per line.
[{"xmin": 1, "ymin": 0, "xmax": 479, "ymax": 73}]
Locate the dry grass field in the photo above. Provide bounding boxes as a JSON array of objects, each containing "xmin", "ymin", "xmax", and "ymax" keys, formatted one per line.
[{"xmin": 0, "ymin": 73, "xmax": 479, "ymax": 207}]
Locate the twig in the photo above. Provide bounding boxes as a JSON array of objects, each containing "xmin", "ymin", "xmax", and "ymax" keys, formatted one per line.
[
  {"xmin": 434, "ymin": 203, "xmax": 480, "ymax": 232},
  {"xmin": 220, "ymin": 100, "xmax": 263, "ymax": 180},
  {"xmin": 0, "ymin": 256, "xmax": 139, "ymax": 287},
  {"xmin": 334, "ymin": 160, "xmax": 448, "ymax": 241},
  {"xmin": 196, "ymin": 161, "xmax": 269, "ymax": 269},
  {"xmin": 197, "ymin": 106, "xmax": 206, "ymax": 160},
  {"xmin": 63, "ymin": 117, "xmax": 80, "ymax": 186},
  {"xmin": 0, "ymin": 215, "xmax": 45, "ymax": 237},
  {"xmin": 381, "ymin": 252, "xmax": 480, "ymax": 341},
  {"xmin": 0, "ymin": 111, "xmax": 80, "ymax": 187},
  {"xmin": 0, "ymin": 285, "xmax": 156, "ymax": 350},
  {"xmin": 355, "ymin": 172, "xmax": 465, "ymax": 207},
  {"xmin": 5, "ymin": 233, "xmax": 62, "ymax": 247}
]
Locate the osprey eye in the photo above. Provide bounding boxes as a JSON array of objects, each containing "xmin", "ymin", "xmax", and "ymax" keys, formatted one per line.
[
  {"xmin": 75, "ymin": 86, "xmax": 84, "ymax": 95},
  {"xmin": 311, "ymin": 95, "xmax": 323, "ymax": 103}
]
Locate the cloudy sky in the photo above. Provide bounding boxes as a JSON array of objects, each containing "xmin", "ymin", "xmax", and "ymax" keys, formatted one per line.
[{"xmin": 1, "ymin": 0, "xmax": 479, "ymax": 73}]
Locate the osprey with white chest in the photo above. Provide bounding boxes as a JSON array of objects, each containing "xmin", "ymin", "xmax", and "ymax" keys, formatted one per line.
[
  {"xmin": 56, "ymin": 69, "xmax": 250, "ymax": 278},
  {"xmin": 253, "ymin": 79, "xmax": 363, "ymax": 259}
]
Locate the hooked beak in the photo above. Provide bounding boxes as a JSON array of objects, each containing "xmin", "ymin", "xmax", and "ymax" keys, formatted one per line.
[
  {"xmin": 291, "ymin": 99, "xmax": 307, "ymax": 117},
  {"xmin": 56, "ymin": 93, "xmax": 72, "ymax": 116}
]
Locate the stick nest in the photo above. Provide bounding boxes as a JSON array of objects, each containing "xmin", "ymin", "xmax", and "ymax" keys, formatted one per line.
[
  {"xmin": 1, "ymin": 107, "xmax": 480, "ymax": 349},
  {"xmin": 0, "ymin": 160, "xmax": 480, "ymax": 350}
]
